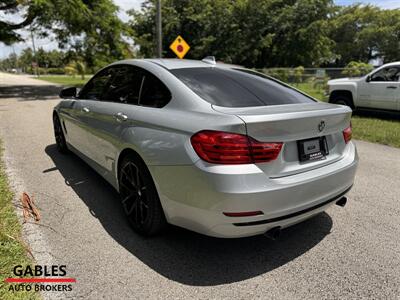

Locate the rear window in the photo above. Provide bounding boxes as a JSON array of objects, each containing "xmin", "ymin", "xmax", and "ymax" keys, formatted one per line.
[{"xmin": 170, "ymin": 67, "xmax": 315, "ymax": 107}]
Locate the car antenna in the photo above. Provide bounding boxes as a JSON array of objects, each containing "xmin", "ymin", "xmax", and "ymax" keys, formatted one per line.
[{"xmin": 202, "ymin": 56, "xmax": 216, "ymax": 65}]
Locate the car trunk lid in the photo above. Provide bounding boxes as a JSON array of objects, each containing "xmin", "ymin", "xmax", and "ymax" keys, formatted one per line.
[{"xmin": 212, "ymin": 102, "xmax": 352, "ymax": 177}]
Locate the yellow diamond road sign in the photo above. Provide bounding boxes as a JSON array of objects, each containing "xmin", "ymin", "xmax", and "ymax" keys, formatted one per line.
[{"xmin": 169, "ymin": 35, "xmax": 190, "ymax": 59}]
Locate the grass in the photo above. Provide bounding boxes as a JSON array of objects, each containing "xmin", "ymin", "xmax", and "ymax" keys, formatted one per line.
[
  {"xmin": 291, "ymin": 82, "xmax": 400, "ymax": 148},
  {"xmin": 351, "ymin": 114, "xmax": 400, "ymax": 148},
  {"xmin": 0, "ymin": 141, "xmax": 40, "ymax": 300},
  {"xmin": 292, "ymin": 82, "xmax": 327, "ymax": 101},
  {"xmin": 38, "ymin": 75, "xmax": 90, "ymax": 87}
]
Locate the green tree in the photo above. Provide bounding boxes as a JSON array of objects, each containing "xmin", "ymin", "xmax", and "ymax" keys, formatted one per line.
[
  {"xmin": 64, "ymin": 60, "xmax": 86, "ymax": 79},
  {"xmin": 0, "ymin": 0, "xmax": 37, "ymax": 44},
  {"xmin": 74, "ymin": 61, "xmax": 86, "ymax": 79},
  {"xmin": 373, "ymin": 9, "xmax": 400, "ymax": 63},
  {"xmin": 0, "ymin": 0, "xmax": 132, "ymax": 69},
  {"xmin": 64, "ymin": 62, "xmax": 77, "ymax": 77},
  {"xmin": 46, "ymin": 50, "xmax": 65, "ymax": 68},
  {"xmin": 266, "ymin": 0, "xmax": 336, "ymax": 67},
  {"xmin": 19, "ymin": 48, "xmax": 34, "ymax": 72},
  {"xmin": 16, "ymin": 48, "xmax": 66, "ymax": 73},
  {"xmin": 329, "ymin": 5, "xmax": 400, "ymax": 65},
  {"xmin": 0, "ymin": 53, "xmax": 18, "ymax": 70},
  {"xmin": 329, "ymin": 5, "xmax": 380, "ymax": 65},
  {"xmin": 129, "ymin": 0, "xmax": 336, "ymax": 68}
]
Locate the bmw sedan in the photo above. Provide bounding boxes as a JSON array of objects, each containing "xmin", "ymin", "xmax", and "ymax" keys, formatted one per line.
[{"xmin": 53, "ymin": 58, "xmax": 358, "ymax": 238}]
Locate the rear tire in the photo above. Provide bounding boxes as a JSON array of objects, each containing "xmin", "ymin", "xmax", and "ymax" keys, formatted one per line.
[
  {"xmin": 53, "ymin": 114, "xmax": 69, "ymax": 154},
  {"xmin": 119, "ymin": 154, "xmax": 167, "ymax": 236}
]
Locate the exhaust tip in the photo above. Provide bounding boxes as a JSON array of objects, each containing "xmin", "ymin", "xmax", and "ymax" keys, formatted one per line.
[
  {"xmin": 336, "ymin": 197, "xmax": 347, "ymax": 207},
  {"xmin": 264, "ymin": 226, "xmax": 281, "ymax": 240}
]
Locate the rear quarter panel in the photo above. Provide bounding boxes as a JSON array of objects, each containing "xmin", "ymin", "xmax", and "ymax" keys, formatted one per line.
[{"xmin": 116, "ymin": 106, "xmax": 247, "ymax": 166}]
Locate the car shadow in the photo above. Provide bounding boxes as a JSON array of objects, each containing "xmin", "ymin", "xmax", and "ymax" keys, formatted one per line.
[
  {"xmin": 45, "ymin": 144, "xmax": 333, "ymax": 286},
  {"xmin": 353, "ymin": 109, "xmax": 400, "ymax": 121},
  {"xmin": 0, "ymin": 85, "xmax": 62, "ymax": 101}
]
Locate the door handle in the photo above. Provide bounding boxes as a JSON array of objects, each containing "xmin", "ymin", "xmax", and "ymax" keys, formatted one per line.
[
  {"xmin": 387, "ymin": 86, "xmax": 397, "ymax": 89},
  {"xmin": 114, "ymin": 112, "xmax": 128, "ymax": 122},
  {"xmin": 81, "ymin": 107, "xmax": 90, "ymax": 113}
]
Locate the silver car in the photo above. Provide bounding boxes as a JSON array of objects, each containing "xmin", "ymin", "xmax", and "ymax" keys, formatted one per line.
[{"xmin": 53, "ymin": 58, "xmax": 358, "ymax": 238}]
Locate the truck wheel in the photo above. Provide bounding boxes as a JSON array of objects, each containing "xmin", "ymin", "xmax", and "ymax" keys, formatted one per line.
[{"xmin": 331, "ymin": 95, "xmax": 354, "ymax": 110}]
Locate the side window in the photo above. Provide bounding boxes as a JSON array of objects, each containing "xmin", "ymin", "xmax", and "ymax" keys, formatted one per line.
[
  {"xmin": 102, "ymin": 66, "xmax": 142, "ymax": 104},
  {"xmin": 371, "ymin": 67, "xmax": 400, "ymax": 82},
  {"xmin": 79, "ymin": 69, "xmax": 113, "ymax": 100},
  {"xmin": 139, "ymin": 72, "xmax": 171, "ymax": 108}
]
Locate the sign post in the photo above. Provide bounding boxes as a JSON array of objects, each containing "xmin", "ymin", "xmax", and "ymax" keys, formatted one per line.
[{"xmin": 156, "ymin": 0, "xmax": 162, "ymax": 58}]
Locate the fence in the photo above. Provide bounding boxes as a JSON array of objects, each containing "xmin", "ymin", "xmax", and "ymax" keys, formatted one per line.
[
  {"xmin": 258, "ymin": 67, "xmax": 374, "ymax": 84},
  {"xmin": 254, "ymin": 67, "xmax": 377, "ymax": 100}
]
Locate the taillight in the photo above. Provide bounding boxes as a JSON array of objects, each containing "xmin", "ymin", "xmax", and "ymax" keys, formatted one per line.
[
  {"xmin": 190, "ymin": 130, "xmax": 282, "ymax": 164},
  {"xmin": 343, "ymin": 124, "xmax": 352, "ymax": 144}
]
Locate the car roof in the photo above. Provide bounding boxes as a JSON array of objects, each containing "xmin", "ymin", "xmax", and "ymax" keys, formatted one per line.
[
  {"xmin": 381, "ymin": 61, "xmax": 400, "ymax": 68},
  {"xmin": 115, "ymin": 58, "xmax": 240, "ymax": 70}
]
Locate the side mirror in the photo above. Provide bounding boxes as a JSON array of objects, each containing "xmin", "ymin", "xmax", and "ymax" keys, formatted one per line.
[
  {"xmin": 366, "ymin": 75, "xmax": 371, "ymax": 83},
  {"xmin": 59, "ymin": 87, "xmax": 78, "ymax": 99}
]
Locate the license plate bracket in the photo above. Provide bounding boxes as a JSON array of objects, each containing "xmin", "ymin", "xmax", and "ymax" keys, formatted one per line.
[{"xmin": 297, "ymin": 136, "xmax": 329, "ymax": 162}]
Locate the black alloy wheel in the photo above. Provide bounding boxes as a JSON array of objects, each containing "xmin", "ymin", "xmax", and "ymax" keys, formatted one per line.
[
  {"xmin": 53, "ymin": 114, "xmax": 69, "ymax": 153},
  {"xmin": 119, "ymin": 154, "xmax": 166, "ymax": 236}
]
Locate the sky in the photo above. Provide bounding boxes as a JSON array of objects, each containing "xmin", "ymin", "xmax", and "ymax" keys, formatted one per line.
[
  {"xmin": 1, "ymin": 0, "xmax": 399, "ymax": 59},
  {"xmin": 335, "ymin": 0, "xmax": 400, "ymax": 9}
]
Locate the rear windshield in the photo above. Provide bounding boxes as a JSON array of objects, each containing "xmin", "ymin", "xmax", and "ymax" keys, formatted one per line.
[{"xmin": 170, "ymin": 67, "xmax": 315, "ymax": 107}]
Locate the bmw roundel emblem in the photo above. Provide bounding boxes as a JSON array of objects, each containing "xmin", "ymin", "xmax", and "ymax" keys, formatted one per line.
[{"xmin": 318, "ymin": 120, "xmax": 325, "ymax": 132}]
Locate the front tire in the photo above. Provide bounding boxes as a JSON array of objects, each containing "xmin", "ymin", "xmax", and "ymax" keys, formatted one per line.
[
  {"xmin": 119, "ymin": 154, "xmax": 167, "ymax": 236},
  {"xmin": 330, "ymin": 95, "xmax": 354, "ymax": 110},
  {"xmin": 53, "ymin": 114, "xmax": 69, "ymax": 153}
]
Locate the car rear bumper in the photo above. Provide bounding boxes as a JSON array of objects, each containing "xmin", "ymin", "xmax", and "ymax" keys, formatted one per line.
[
  {"xmin": 232, "ymin": 185, "xmax": 351, "ymax": 227},
  {"xmin": 150, "ymin": 142, "xmax": 358, "ymax": 238}
]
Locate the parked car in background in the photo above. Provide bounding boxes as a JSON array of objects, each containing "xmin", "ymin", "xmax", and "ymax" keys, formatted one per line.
[
  {"xmin": 328, "ymin": 62, "xmax": 400, "ymax": 111},
  {"xmin": 53, "ymin": 58, "xmax": 358, "ymax": 238}
]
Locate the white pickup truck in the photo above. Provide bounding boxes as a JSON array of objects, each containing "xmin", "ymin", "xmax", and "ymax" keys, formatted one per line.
[{"xmin": 328, "ymin": 62, "xmax": 400, "ymax": 111}]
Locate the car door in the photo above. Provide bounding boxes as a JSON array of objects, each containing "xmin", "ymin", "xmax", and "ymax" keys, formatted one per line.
[
  {"xmin": 74, "ymin": 68, "xmax": 114, "ymax": 160},
  {"xmin": 77, "ymin": 65, "xmax": 143, "ymax": 181},
  {"xmin": 397, "ymin": 77, "xmax": 400, "ymax": 112},
  {"xmin": 57, "ymin": 98, "xmax": 83, "ymax": 151},
  {"xmin": 360, "ymin": 66, "xmax": 400, "ymax": 110}
]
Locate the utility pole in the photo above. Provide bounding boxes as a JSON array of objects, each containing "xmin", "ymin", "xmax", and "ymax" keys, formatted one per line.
[
  {"xmin": 30, "ymin": 28, "xmax": 39, "ymax": 77},
  {"xmin": 156, "ymin": 0, "xmax": 162, "ymax": 58},
  {"xmin": 12, "ymin": 45, "xmax": 17, "ymax": 70}
]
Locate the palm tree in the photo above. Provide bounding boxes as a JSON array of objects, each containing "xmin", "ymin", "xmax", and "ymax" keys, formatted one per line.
[
  {"xmin": 64, "ymin": 60, "xmax": 86, "ymax": 79},
  {"xmin": 75, "ymin": 61, "xmax": 86, "ymax": 80}
]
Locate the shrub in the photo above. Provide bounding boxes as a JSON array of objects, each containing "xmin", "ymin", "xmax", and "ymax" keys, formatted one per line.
[
  {"xmin": 46, "ymin": 68, "xmax": 65, "ymax": 75},
  {"xmin": 293, "ymin": 66, "xmax": 305, "ymax": 84},
  {"xmin": 264, "ymin": 68, "xmax": 290, "ymax": 82},
  {"xmin": 342, "ymin": 61, "xmax": 373, "ymax": 77}
]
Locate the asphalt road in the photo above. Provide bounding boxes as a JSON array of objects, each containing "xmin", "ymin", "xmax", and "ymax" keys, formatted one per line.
[{"xmin": 1, "ymin": 72, "xmax": 400, "ymax": 299}]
